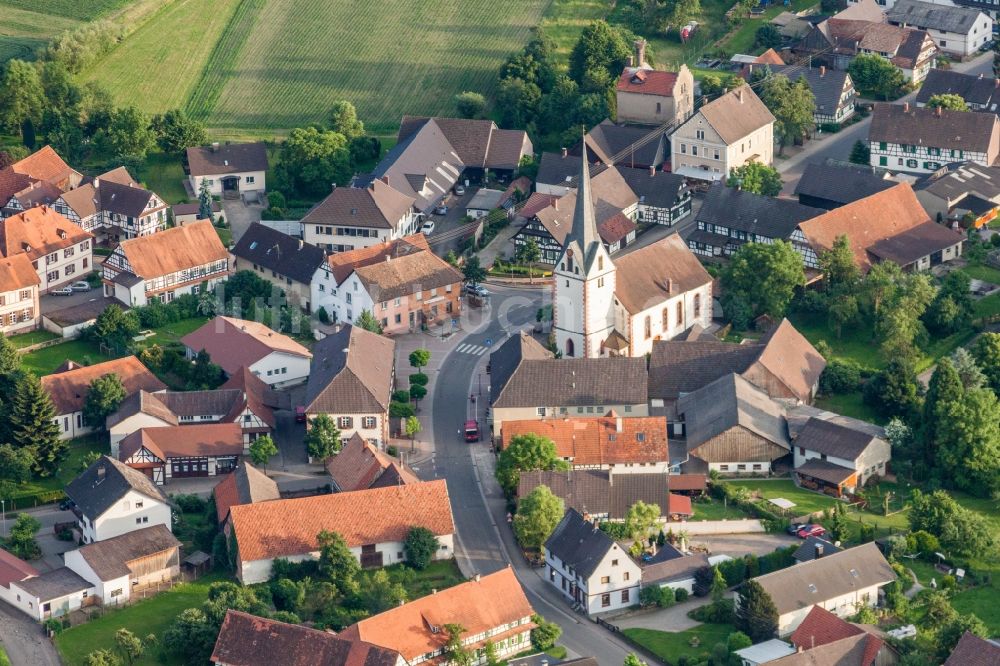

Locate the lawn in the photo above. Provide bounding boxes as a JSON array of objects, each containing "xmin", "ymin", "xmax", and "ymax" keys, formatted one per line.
[
  {"xmin": 135, "ymin": 151, "xmax": 190, "ymax": 205},
  {"xmin": 0, "ymin": 3, "xmax": 79, "ymax": 61},
  {"xmin": 9, "ymin": 329, "xmax": 60, "ymax": 348},
  {"xmin": 624, "ymin": 624, "xmax": 735, "ymax": 665},
  {"xmin": 814, "ymin": 392, "xmax": 885, "ymax": 425},
  {"xmin": 6, "ymin": 435, "xmax": 107, "ymax": 508},
  {"xmin": 391, "ymin": 559, "xmax": 465, "ymax": 599},
  {"xmin": 55, "ymin": 574, "xmax": 228, "ymax": 666},
  {"xmin": 690, "ymin": 496, "xmax": 755, "ymax": 521},
  {"xmin": 958, "ymin": 260, "xmax": 1000, "ymax": 285},
  {"xmin": 726, "ymin": 479, "xmax": 839, "ymax": 518},
  {"xmin": 720, "ymin": 0, "xmax": 818, "ymax": 56}
]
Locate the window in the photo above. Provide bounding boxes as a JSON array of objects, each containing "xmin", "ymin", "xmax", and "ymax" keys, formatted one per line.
[
  {"xmin": 879, "ymin": 142, "xmax": 887, "ymax": 150},
  {"xmin": 110, "ymin": 589, "xmax": 123, "ymax": 598},
  {"xmin": 64, "ymin": 264, "xmax": 75, "ymax": 276},
  {"xmin": 337, "ymin": 416, "xmax": 353, "ymax": 429},
  {"xmin": 46, "ymin": 270, "xmax": 59, "ymax": 282},
  {"xmin": 644, "ymin": 316, "xmax": 651, "ymax": 339},
  {"xmin": 246, "ymin": 175, "xmax": 255, "ymax": 184},
  {"xmin": 720, "ymin": 464, "xmax": 729, "ymax": 471},
  {"xmin": 694, "ymin": 293, "xmax": 701, "ymax": 318},
  {"xmin": 624, "ymin": 405, "xmax": 632, "ymax": 412},
  {"xmin": 362, "ymin": 416, "xmax": 377, "ymax": 429},
  {"xmin": 64, "ymin": 247, "xmax": 74, "ymax": 259},
  {"xmin": 906, "ymin": 159, "xmax": 918, "ymax": 168},
  {"xmin": 737, "ymin": 464, "xmax": 747, "ymax": 471},
  {"xmin": 680, "ymin": 143, "xmax": 687, "ymax": 154},
  {"xmin": 696, "ymin": 129, "xmax": 705, "ymax": 140},
  {"xmin": 713, "ymin": 149, "xmax": 720, "ymax": 160},
  {"xmin": 692, "ymin": 145, "xmax": 699, "ymax": 156},
  {"xmin": 598, "ymin": 256, "xmax": 603, "ymax": 271},
  {"xmin": 601, "ymin": 576, "xmax": 610, "ymax": 584},
  {"xmin": 662, "ymin": 308, "xmax": 669, "ymax": 330},
  {"xmin": 676, "ymin": 301, "xmax": 683, "ymax": 327},
  {"xmin": 611, "ymin": 559, "xmax": 618, "ymax": 566},
  {"xmin": 621, "ymin": 589, "xmax": 630, "ymax": 603},
  {"xmin": 623, "ymin": 572, "xmax": 630, "ymax": 581},
  {"xmin": 135, "ymin": 501, "xmax": 143, "ymax": 509},
  {"xmin": 601, "ymin": 593, "xmax": 611, "ymax": 607}
]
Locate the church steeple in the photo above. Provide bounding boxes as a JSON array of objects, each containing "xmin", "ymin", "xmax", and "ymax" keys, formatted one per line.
[{"xmin": 565, "ymin": 144, "xmax": 601, "ymax": 263}]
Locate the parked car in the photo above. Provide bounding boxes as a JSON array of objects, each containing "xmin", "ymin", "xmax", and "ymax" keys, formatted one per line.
[
  {"xmin": 421, "ymin": 220, "xmax": 435, "ymax": 235},
  {"xmin": 432, "ymin": 205, "xmax": 448, "ymax": 216},
  {"xmin": 454, "ymin": 184, "xmax": 466, "ymax": 196},
  {"xmin": 796, "ymin": 524, "xmax": 827, "ymax": 539},
  {"xmin": 467, "ymin": 284, "xmax": 490, "ymax": 298},
  {"xmin": 58, "ymin": 499, "xmax": 74, "ymax": 511},
  {"xmin": 295, "ymin": 406, "xmax": 307, "ymax": 423},
  {"xmin": 50, "ymin": 287, "xmax": 74, "ymax": 296},
  {"xmin": 69, "ymin": 281, "xmax": 91, "ymax": 292},
  {"xmin": 787, "ymin": 523, "xmax": 806, "ymax": 536}
]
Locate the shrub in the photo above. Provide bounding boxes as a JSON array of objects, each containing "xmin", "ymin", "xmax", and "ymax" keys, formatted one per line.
[
  {"xmin": 598, "ymin": 521, "xmax": 629, "ymax": 539},
  {"xmin": 640, "ymin": 585, "xmax": 675, "ymax": 608},
  {"xmin": 173, "ymin": 494, "xmax": 207, "ymax": 514},
  {"xmin": 675, "ymin": 587, "xmax": 689, "ymax": 602},
  {"xmin": 820, "ymin": 359, "xmax": 863, "ymax": 394},
  {"xmin": 688, "ymin": 599, "xmax": 735, "ymax": 624},
  {"xmin": 408, "ymin": 373, "xmax": 428, "ymax": 387}
]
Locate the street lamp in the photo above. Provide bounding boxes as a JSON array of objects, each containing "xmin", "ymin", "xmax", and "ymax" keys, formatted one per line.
[{"xmin": 1, "ymin": 499, "xmax": 5, "ymax": 538}]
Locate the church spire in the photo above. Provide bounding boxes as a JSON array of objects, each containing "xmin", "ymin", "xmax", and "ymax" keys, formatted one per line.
[{"xmin": 566, "ymin": 142, "xmax": 600, "ymax": 256}]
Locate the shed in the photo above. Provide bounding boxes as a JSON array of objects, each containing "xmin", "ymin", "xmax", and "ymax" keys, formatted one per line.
[
  {"xmin": 182, "ymin": 551, "xmax": 212, "ymax": 577},
  {"xmin": 466, "ymin": 188, "xmax": 505, "ymax": 219}
]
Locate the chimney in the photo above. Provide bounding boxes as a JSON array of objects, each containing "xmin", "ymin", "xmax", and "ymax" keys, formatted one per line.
[
  {"xmin": 819, "ymin": 65, "xmax": 826, "ymax": 78},
  {"xmin": 979, "ymin": 73, "xmax": 984, "ymax": 79},
  {"xmin": 903, "ymin": 102, "xmax": 910, "ymax": 112},
  {"xmin": 815, "ymin": 542, "xmax": 824, "ymax": 559},
  {"xmin": 649, "ymin": 165, "xmax": 656, "ymax": 177},
  {"xmin": 634, "ymin": 39, "xmax": 647, "ymax": 67},
  {"xmin": 431, "ymin": 588, "xmax": 438, "ymax": 594},
  {"xmin": 737, "ymin": 88, "xmax": 744, "ymax": 103},
  {"xmin": 96, "ymin": 464, "xmax": 106, "ymax": 483},
  {"xmin": 298, "ymin": 239, "xmax": 304, "ymax": 250},
  {"xmin": 474, "ymin": 573, "xmax": 481, "ymax": 582},
  {"xmin": 561, "ymin": 147, "xmax": 568, "ymax": 158},
  {"xmin": 665, "ymin": 277, "xmax": 673, "ymax": 292},
  {"xmin": 935, "ymin": 105, "xmax": 943, "ymax": 117},
  {"xmin": 385, "ymin": 254, "xmax": 391, "ymax": 262},
  {"xmin": 93, "ymin": 177, "xmax": 100, "ymax": 189},
  {"xmin": 211, "ymin": 142, "xmax": 220, "ymax": 152},
  {"xmin": 616, "ymin": 416, "xmax": 623, "ymax": 433},
  {"xmin": 627, "ymin": 55, "xmax": 635, "ymax": 68}
]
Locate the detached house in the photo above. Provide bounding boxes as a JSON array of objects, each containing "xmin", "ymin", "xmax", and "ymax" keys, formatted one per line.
[
  {"xmin": 887, "ymin": 0, "xmax": 992, "ymax": 57},
  {"xmin": 0, "ymin": 253, "xmax": 40, "ymax": 335},
  {"xmin": 56, "ymin": 167, "xmax": 168, "ymax": 243},
  {"xmin": 118, "ymin": 423, "xmax": 246, "ymax": 485},
  {"xmin": 770, "ymin": 65, "xmax": 857, "ymax": 126},
  {"xmin": 742, "ymin": 542, "xmax": 896, "ymax": 635},
  {"xmin": 102, "ymin": 218, "xmax": 230, "ymax": 306},
  {"xmin": 869, "ymin": 102, "xmax": 1000, "ymax": 174},
  {"xmin": 544, "ymin": 509, "xmax": 642, "ymax": 615},
  {"xmin": 302, "ymin": 179, "xmax": 420, "ymax": 253},
  {"xmin": 670, "ymin": 85, "xmax": 775, "ymax": 182},
  {"xmin": 231, "ymin": 223, "xmax": 325, "ymax": 311},
  {"xmin": 0, "ymin": 145, "xmax": 82, "ymax": 218},
  {"xmin": 228, "ymin": 480, "xmax": 455, "ymax": 583},
  {"xmin": 187, "ymin": 142, "xmax": 267, "ymax": 198},
  {"xmin": 916, "ymin": 68, "xmax": 1000, "ymax": 111},
  {"xmin": 65, "ymin": 456, "xmax": 171, "ymax": 544},
  {"xmin": 0, "ymin": 206, "xmax": 93, "ymax": 293},
  {"xmin": 0, "ymin": 550, "xmax": 92, "ymax": 622},
  {"xmin": 793, "ymin": 418, "xmax": 891, "ymax": 496},
  {"xmin": 42, "ymin": 355, "xmax": 166, "ymax": 440},
  {"xmin": 303, "ymin": 325, "xmax": 394, "ymax": 444},
  {"xmin": 615, "ymin": 39, "xmax": 694, "ymax": 127}
]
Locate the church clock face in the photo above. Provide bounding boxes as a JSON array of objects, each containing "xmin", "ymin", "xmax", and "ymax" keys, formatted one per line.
[{"xmin": 566, "ymin": 249, "xmax": 574, "ymax": 258}]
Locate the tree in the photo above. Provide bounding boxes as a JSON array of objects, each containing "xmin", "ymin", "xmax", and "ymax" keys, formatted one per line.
[
  {"xmin": 735, "ymin": 579, "xmax": 779, "ymax": 642},
  {"xmin": 924, "ymin": 271, "xmax": 973, "ymax": 337},
  {"xmin": 921, "ymin": 357, "xmax": 964, "ymax": 468},
  {"xmin": 700, "ymin": 73, "xmax": 742, "ymax": 98},
  {"xmin": 0, "ymin": 443, "xmax": 33, "ymax": 484},
  {"xmin": 317, "ymin": 530, "xmax": 361, "ymax": 583},
  {"xmin": 270, "ymin": 577, "xmax": 306, "ymax": 613},
  {"xmin": 443, "ymin": 624, "xmax": 473, "ymax": 666},
  {"xmin": 304, "ymin": 414, "xmax": 341, "ymax": 461},
  {"xmin": 91, "ymin": 304, "xmax": 140, "ymax": 352},
  {"xmin": 760, "ymin": 75, "xmax": 815, "ymax": 154},
  {"xmin": 84, "ymin": 650, "xmax": 122, "ymax": 666},
  {"xmin": 908, "ymin": 489, "xmax": 995, "ymax": 557},
  {"xmin": 710, "ymin": 566, "xmax": 727, "ymax": 602},
  {"xmin": 728, "ymin": 631, "xmax": 753, "ymax": 652},
  {"xmin": 514, "ymin": 485, "xmax": 565, "ymax": 549},
  {"xmin": 972, "ymin": 331, "xmax": 1000, "ymax": 393},
  {"xmin": 625, "ymin": 500, "xmax": 660, "ymax": 540},
  {"xmin": 849, "ymin": 140, "xmax": 871, "ymax": 165},
  {"xmin": 863, "ymin": 260, "xmax": 902, "ymax": 318},
  {"xmin": 274, "ymin": 126, "xmax": 352, "ymax": 199},
  {"xmin": 496, "ymin": 77, "xmax": 541, "ymax": 129},
  {"xmin": 848, "ymin": 54, "xmax": 905, "ymax": 100},
  {"xmin": 827, "ymin": 502, "xmax": 849, "ymax": 542},
  {"xmin": 102, "ymin": 106, "xmax": 156, "ymax": 160},
  {"xmin": 755, "ymin": 24, "xmax": 783, "ymax": 50},
  {"xmin": 950, "ymin": 348, "xmax": 985, "ymax": 389},
  {"xmin": 694, "ymin": 565, "xmax": 715, "ymax": 597},
  {"xmin": 402, "ymin": 526, "xmax": 439, "ymax": 570},
  {"xmin": 358, "ymin": 569, "xmax": 407, "ymax": 614},
  {"xmin": 726, "ymin": 162, "xmax": 782, "ymax": 196},
  {"xmin": 722, "ymin": 241, "xmax": 805, "ymax": 320},
  {"xmin": 863, "ymin": 357, "xmax": 921, "ymax": 418},
  {"xmin": 249, "ymin": 435, "xmax": 278, "ymax": 473},
  {"xmin": 531, "ymin": 614, "xmax": 562, "ymax": 650},
  {"xmin": 874, "ymin": 272, "xmax": 934, "ymax": 360},
  {"xmin": 327, "ymin": 101, "xmax": 364, "ymax": 139},
  {"xmin": 114, "ymin": 628, "xmax": 144, "ymax": 666},
  {"xmin": 11, "ymin": 373, "xmax": 65, "ymax": 476},
  {"xmin": 819, "ymin": 235, "xmax": 861, "ymax": 294},
  {"xmin": 463, "ymin": 255, "xmax": 487, "ymax": 285},
  {"xmin": 409, "ymin": 348, "xmax": 431, "ymax": 371},
  {"xmin": 197, "ymin": 178, "xmax": 215, "ymax": 222},
  {"xmin": 936, "ymin": 387, "xmax": 1000, "ymax": 497},
  {"xmin": 162, "ymin": 607, "xmax": 217, "ymax": 664},
  {"xmin": 665, "ymin": 0, "xmax": 702, "ymax": 35},
  {"xmin": 454, "ymin": 91, "xmax": 487, "ymax": 119},
  {"xmin": 6, "ymin": 513, "xmax": 41, "ymax": 559},
  {"xmin": 569, "ymin": 21, "xmax": 632, "ymax": 86},
  {"xmin": 0, "ymin": 60, "xmax": 45, "ymax": 138},
  {"xmin": 926, "ymin": 94, "xmax": 968, "ymax": 112},
  {"xmin": 83, "ymin": 373, "xmax": 126, "ymax": 428},
  {"xmin": 496, "ymin": 432, "xmax": 568, "ymax": 495},
  {"xmin": 150, "ymin": 108, "xmax": 207, "ymax": 154},
  {"xmin": 936, "ymin": 615, "xmax": 988, "ymax": 662},
  {"xmin": 409, "ymin": 383, "xmax": 427, "ymax": 408},
  {"xmin": 355, "ymin": 309, "xmax": 383, "ymax": 333},
  {"xmin": 517, "ymin": 238, "xmax": 542, "ymax": 283},
  {"xmin": 404, "ymin": 415, "xmax": 421, "ymax": 446}
]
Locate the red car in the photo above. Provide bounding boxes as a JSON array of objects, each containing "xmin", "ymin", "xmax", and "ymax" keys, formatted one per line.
[
  {"xmin": 796, "ymin": 524, "xmax": 826, "ymax": 539},
  {"xmin": 295, "ymin": 406, "xmax": 307, "ymax": 423}
]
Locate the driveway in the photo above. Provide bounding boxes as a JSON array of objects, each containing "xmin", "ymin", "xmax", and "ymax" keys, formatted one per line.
[
  {"xmin": 222, "ymin": 200, "xmax": 263, "ymax": 245},
  {"xmin": 39, "ymin": 287, "xmax": 102, "ymax": 315},
  {"xmin": 615, "ymin": 592, "xmax": 732, "ymax": 632},
  {"xmin": 0, "ymin": 602, "xmax": 60, "ymax": 666},
  {"xmin": 692, "ymin": 532, "xmax": 799, "ymax": 558}
]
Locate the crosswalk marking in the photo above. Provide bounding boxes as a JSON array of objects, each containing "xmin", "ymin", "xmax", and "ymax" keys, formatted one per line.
[{"xmin": 455, "ymin": 343, "xmax": 489, "ymax": 356}]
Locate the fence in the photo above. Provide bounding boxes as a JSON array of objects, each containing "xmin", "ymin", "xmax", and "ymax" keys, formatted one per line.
[{"xmin": 675, "ymin": 519, "xmax": 765, "ymax": 535}]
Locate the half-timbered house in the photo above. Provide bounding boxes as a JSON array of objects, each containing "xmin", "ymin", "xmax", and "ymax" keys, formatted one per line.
[
  {"xmin": 0, "ymin": 206, "xmax": 93, "ymax": 293},
  {"xmin": 118, "ymin": 423, "xmax": 246, "ymax": 485},
  {"xmin": 55, "ymin": 167, "xmax": 168, "ymax": 244}
]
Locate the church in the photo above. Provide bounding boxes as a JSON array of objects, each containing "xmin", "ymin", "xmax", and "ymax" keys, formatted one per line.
[{"xmin": 553, "ymin": 153, "xmax": 714, "ymax": 358}]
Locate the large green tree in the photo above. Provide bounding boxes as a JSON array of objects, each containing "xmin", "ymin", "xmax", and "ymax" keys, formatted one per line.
[
  {"xmin": 926, "ymin": 94, "xmax": 968, "ymax": 111},
  {"xmin": 625, "ymin": 500, "xmax": 660, "ymax": 540},
  {"xmin": 274, "ymin": 126, "xmax": 352, "ymax": 199},
  {"xmin": 722, "ymin": 240, "xmax": 805, "ymax": 320},
  {"xmin": 848, "ymin": 54, "xmax": 905, "ymax": 100},
  {"xmin": 403, "ymin": 526, "xmax": 438, "ymax": 570},
  {"xmin": 569, "ymin": 21, "xmax": 632, "ymax": 88},
  {"xmin": 735, "ymin": 579, "xmax": 779, "ymax": 642},
  {"xmin": 908, "ymin": 489, "xmax": 995, "ymax": 557},
  {"xmin": 496, "ymin": 77, "xmax": 542, "ymax": 129},
  {"xmin": 863, "ymin": 357, "xmax": 921, "ymax": 418},
  {"xmin": 249, "ymin": 435, "xmax": 278, "ymax": 472},
  {"xmin": 496, "ymin": 433, "xmax": 568, "ymax": 495},
  {"xmin": 920, "ymin": 358, "xmax": 963, "ymax": 468},
  {"xmin": 972, "ymin": 331, "xmax": 1000, "ymax": 393},
  {"xmin": 327, "ymin": 100, "xmax": 365, "ymax": 139},
  {"xmin": 7, "ymin": 513, "xmax": 41, "ymax": 559},
  {"xmin": 849, "ymin": 140, "xmax": 871, "ymax": 165},
  {"xmin": 924, "ymin": 271, "xmax": 973, "ymax": 336},
  {"xmin": 317, "ymin": 529, "xmax": 361, "ymax": 583},
  {"xmin": 304, "ymin": 414, "xmax": 342, "ymax": 461},
  {"xmin": 513, "ymin": 484, "xmax": 565, "ymax": 549},
  {"xmin": 11, "ymin": 373, "xmax": 64, "ymax": 476},
  {"xmin": 151, "ymin": 108, "xmax": 207, "ymax": 154},
  {"xmin": 936, "ymin": 386, "xmax": 1000, "ymax": 497},
  {"xmin": 873, "ymin": 272, "xmax": 934, "ymax": 360},
  {"xmin": 819, "ymin": 235, "xmax": 861, "ymax": 294},
  {"xmin": 454, "ymin": 91, "xmax": 487, "ymax": 119},
  {"xmin": 0, "ymin": 60, "xmax": 45, "ymax": 138},
  {"xmin": 760, "ymin": 75, "xmax": 815, "ymax": 154},
  {"xmin": 102, "ymin": 106, "xmax": 156, "ymax": 160},
  {"xmin": 83, "ymin": 373, "xmax": 126, "ymax": 428},
  {"xmin": 355, "ymin": 309, "xmax": 383, "ymax": 334},
  {"xmin": 91, "ymin": 304, "xmax": 140, "ymax": 352},
  {"xmin": 726, "ymin": 162, "xmax": 783, "ymax": 196}
]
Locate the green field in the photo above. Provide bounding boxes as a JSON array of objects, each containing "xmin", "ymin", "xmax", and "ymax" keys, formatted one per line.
[{"xmin": 0, "ymin": 3, "xmax": 79, "ymax": 61}]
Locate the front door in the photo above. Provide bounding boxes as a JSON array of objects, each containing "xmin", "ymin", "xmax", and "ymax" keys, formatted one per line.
[{"xmin": 360, "ymin": 544, "xmax": 383, "ymax": 568}]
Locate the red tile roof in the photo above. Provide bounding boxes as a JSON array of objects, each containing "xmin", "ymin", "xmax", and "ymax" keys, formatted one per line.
[
  {"xmin": 0, "ymin": 548, "xmax": 39, "ymax": 587},
  {"xmin": 0, "ymin": 206, "xmax": 92, "ymax": 262},
  {"xmin": 119, "ymin": 423, "xmax": 244, "ymax": 461},
  {"xmin": 229, "ymin": 480, "xmax": 454, "ymax": 562},
  {"xmin": 756, "ymin": 48, "xmax": 786, "ymax": 65},
  {"xmin": 213, "ymin": 461, "xmax": 280, "ymax": 525},
  {"xmin": 117, "ymin": 218, "xmax": 228, "ymax": 279},
  {"xmin": 0, "ymin": 252, "xmax": 39, "ymax": 293},
  {"xmin": 667, "ymin": 474, "xmax": 708, "ymax": 491},
  {"xmin": 944, "ymin": 632, "xmax": 1000, "ymax": 666},
  {"xmin": 326, "ymin": 433, "xmax": 419, "ymax": 492},
  {"xmin": 181, "ymin": 316, "xmax": 311, "ymax": 376},
  {"xmin": 790, "ymin": 606, "xmax": 865, "ymax": 650},
  {"xmin": 599, "ymin": 212, "xmax": 637, "ymax": 245},
  {"xmin": 617, "ymin": 68, "xmax": 679, "ymax": 96},
  {"xmin": 220, "ymin": 366, "xmax": 277, "ymax": 429},
  {"xmin": 668, "ymin": 493, "xmax": 693, "ymax": 516},
  {"xmin": 501, "ymin": 415, "xmax": 668, "ymax": 467},
  {"xmin": 324, "ymin": 234, "xmax": 430, "ymax": 285},
  {"xmin": 42, "ymin": 356, "xmax": 166, "ymax": 415},
  {"xmin": 518, "ymin": 192, "xmax": 561, "ymax": 219}
]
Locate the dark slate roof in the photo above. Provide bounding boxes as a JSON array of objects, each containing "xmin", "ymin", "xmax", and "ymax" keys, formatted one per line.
[
  {"xmin": 488, "ymin": 332, "xmax": 553, "ymax": 405},
  {"xmin": 303, "ymin": 325, "xmax": 395, "ymax": 414},
  {"xmin": 793, "ymin": 536, "xmax": 843, "ymax": 562},
  {"xmin": 65, "ymin": 456, "xmax": 169, "ymax": 520},
  {"xmin": 519, "ymin": 470, "xmax": 670, "ymax": 519},
  {"xmin": 943, "ymin": 632, "xmax": 1000, "ymax": 666},
  {"xmin": 232, "ymin": 223, "xmax": 325, "ymax": 284},
  {"xmin": 574, "ymin": 121, "xmax": 667, "ymax": 169},
  {"xmin": 543, "ymin": 509, "xmax": 618, "ymax": 579},
  {"xmin": 770, "ymin": 65, "xmax": 853, "ymax": 117},
  {"xmin": 794, "ymin": 417, "xmax": 881, "ymax": 460},
  {"xmin": 493, "ymin": 357, "xmax": 648, "ymax": 409},
  {"xmin": 617, "ymin": 167, "xmax": 687, "ymax": 208},
  {"xmin": 867, "ymin": 220, "xmax": 965, "ymax": 266},
  {"xmin": 697, "ymin": 182, "xmax": 824, "ymax": 239},
  {"xmin": 15, "ymin": 567, "xmax": 92, "ymax": 601},
  {"xmin": 916, "ymin": 69, "xmax": 1000, "ymax": 110},
  {"xmin": 536, "ymin": 151, "xmax": 579, "ymax": 188},
  {"xmin": 98, "ymin": 179, "xmax": 155, "ymax": 218},
  {"xmin": 888, "ymin": 0, "xmax": 985, "ymax": 33},
  {"xmin": 676, "ymin": 374, "xmax": 790, "ymax": 451},
  {"xmin": 796, "ymin": 458, "xmax": 857, "ymax": 484},
  {"xmin": 794, "ymin": 162, "xmax": 897, "ymax": 207},
  {"xmin": 916, "ymin": 162, "xmax": 1000, "ymax": 201},
  {"xmin": 641, "ymin": 552, "xmax": 711, "ymax": 586},
  {"xmin": 186, "ymin": 142, "xmax": 268, "ymax": 177},
  {"xmin": 648, "ymin": 340, "xmax": 762, "ymax": 400},
  {"xmin": 870, "ymin": 103, "xmax": 999, "ymax": 152}
]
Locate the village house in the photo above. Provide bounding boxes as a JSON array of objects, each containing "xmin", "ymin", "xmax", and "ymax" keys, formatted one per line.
[
  {"xmin": 213, "ymin": 461, "xmax": 280, "ymax": 525},
  {"xmin": 187, "ymin": 142, "xmax": 268, "ymax": 199},
  {"xmin": 231, "ymin": 223, "xmax": 325, "ymax": 311},
  {"xmin": 312, "ymin": 234, "xmax": 462, "ymax": 332},
  {"xmin": 302, "ymin": 324, "xmax": 394, "ymax": 445},
  {"xmin": 326, "ymin": 433, "xmax": 419, "ymax": 492},
  {"xmin": 676, "ymin": 373, "xmax": 791, "ymax": 475},
  {"xmin": 181, "ymin": 316, "xmax": 312, "ymax": 387},
  {"xmin": 618, "ymin": 167, "xmax": 692, "ymax": 227},
  {"xmin": 171, "ymin": 200, "xmax": 220, "ymax": 225},
  {"xmin": 465, "ymin": 188, "xmax": 505, "ymax": 218},
  {"xmin": 0, "ymin": 550, "xmax": 92, "ymax": 622},
  {"xmin": 794, "ymin": 162, "xmax": 896, "ymax": 211},
  {"xmin": 42, "ymin": 355, "xmax": 166, "ymax": 440},
  {"xmin": 793, "ymin": 536, "xmax": 844, "ymax": 564},
  {"xmin": 301, "ymin": 178, "xmax": 421, "ymax": 253},
  {"xmin": 0, "ymin": 206, "xmax": 93, "ymax": 293},
  {"xmin": 519, "ymin": 470, "xmax": 691, "ymax": 521},
  {"xmin": 649, "ymin": 319, "xmax": 827, "ymax": 434},
  {"xmin": 770, "ymin": 65, "xmax": 857, "ymax": 126},
  {"xmin": 56, "ymin": 167, "xmax": 168, "ymax": 243},
  {"xmin": 544, "ymin": 509, "xmax": 643, "ymax": 615},
  {"xmin": 916, "ymin": 68, "xmax": 1000, "ymax": 111},
  {"xmin": 536, "ymin": 150, "xmax": 585, "ymax": 196},
  {"xmin": 118, "ymin": 423, "xmax": 246, "ymax": 485},
  {"xmin": 887, "ymin": 0, "xmax": 992, "ymax": 57},
  {"xmin": 795, "ymin": 182, "xmax": 965, "ymax": 272},
  {"xmin": 211, "ymin": 610, "xmax": 404, "ymax": 666},
  {"xmin": 640, "ymin": 547, "xmax": 712, "ymax": 596},
  {"xmin": 228, "ymin": 480, "xmax": 455, "ymax": 584},
  {"xmin": 501, "ymin": 414, "xmax": 670, "ymax": 473},
  {"xmin": 0, "ymin": 253, "xmax": 40, "ymax": 335},
  {"xmin": 576, "ymin": 120, "xmax": 669, "ymax": 171},
  {"xmin": 65, "ymin": 456, "xmax": 171, "ymax": 544},
  {"xmin": 338, "ymin": 567, "xmax": 535, "ymax": 664},
  {"xmin": 102, "ymin": 219, "xmax": 230, "ymax": 306},
  {"xmin": 488, "ymin": 333, "xmax": 649, "ymax": 438},
  {"xmin": 688, "ymin": 182, "xmax": 826, "ymax": 259},
  {"xmin": 62, "ymin": 524, "xmax": 181, "ymax": 606},
  {"xmin": 615, "ymin": 41, "xmax": 694, "ymax": 127},
  {"xmin": 742, "ymin": 542, "xmax": 896, "ymax": 636},
  {"xmin": 870, "ymin": 103, "xmax": 1000, "ymax": 174},
  {"xmin": 0, "ymin": 146, "xmax": 82, "ymax": 218},
  {"xmin": 792, "ymin": 417, "xmax": 891, "ymax": 497},
  {"xmin": 670, "ymin": 85, "xmax": 775, "ymax": 182},
  {"xmin": 915, "ymin": 162, "xmax": 1000, "ymax": 226}
]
